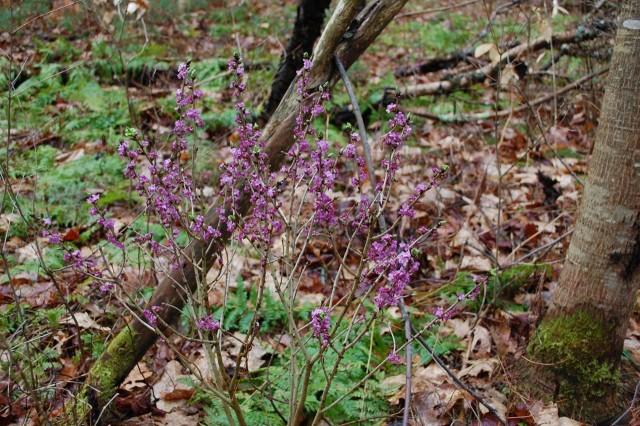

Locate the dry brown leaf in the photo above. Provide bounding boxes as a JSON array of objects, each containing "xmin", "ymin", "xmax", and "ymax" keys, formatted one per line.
[
  {"xmin": 61, "ymin": 312, "xmax": 109, "ymax": 331},
  {"xmin": 0, "ymin": 213, "xmax": 20, "ymax": 234},
  {"xmin": 152, "ymin": 360, "xmax": 194, "ymax": 412},
  {"xmin": 458, "ymin": 358, "xmax": 498, "ymax": 379},
  {"xmin": 55, "ymin": 148, "xmax": 85, "ymax": 164},
  {"xmin": 444, "ymin": 318, "xmax": 471, "ymax": 339},
  {"xmin": 58, "ymin": 358, "xmax": 78, "ymax": 382},
  {"xmin": 490, "ymin": 314, "xmax": 517, "ymax": 355},
  {"xmin": 480, "ymin": 388, "xmax": 508, "ymax": 419},
  {"xmin": 16, "ymin": 242, "xmax": 40, "ymax": 263},
  {"xmin": 460, "ymin": 255, "xmax": 492, "ymax": 272},
  {"xmin": 469, "ymin": 325, "xmax": 492, "ymax": 358},
  {"xmin": 122, "ymin": 362, "xmax": 154, "ymax": 391},
  {"xmin": 530, "ymin": 401, "xmax": 583, "ymax": 425},
  {"xmin": 413, "ymin": 385, "xmax": 467, "ymax": 424},
  {"xmin": 383, "ymin": 364, "xmax": 450, "ymax": 405},
  {"xmin": 14, "ymin": 281, "xmax": 59, "ymax": 307},
  {"xmin": 155, "ymin": 410, "xmax": 200, "ymax": 425},
  {"xmin": 223, "ymin": 332, "xmax": 268, "ymax": 372}
]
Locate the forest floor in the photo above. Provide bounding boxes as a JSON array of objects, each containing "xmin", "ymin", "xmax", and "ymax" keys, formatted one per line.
[{"xmin": 1, "ymin": 1, "xmax": 638, "ymax": 425}]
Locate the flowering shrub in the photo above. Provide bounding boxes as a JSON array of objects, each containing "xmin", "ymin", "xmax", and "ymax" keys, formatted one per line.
[{"xmin": 53, "ymin": 59, "xmax": 486, "ymax": 424}]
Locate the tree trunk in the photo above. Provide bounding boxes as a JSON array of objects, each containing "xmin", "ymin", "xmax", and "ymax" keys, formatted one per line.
[
  {"xmin": 63, "ymin": 1, "xmax": 410, "ymax": 424},
  {"xmin": 262, "ymin": 0, "xmax": 331, "ymax": 119},
  {"xmin": 525, "ymin": 1, "xmax": 640, "ymax": 421}
]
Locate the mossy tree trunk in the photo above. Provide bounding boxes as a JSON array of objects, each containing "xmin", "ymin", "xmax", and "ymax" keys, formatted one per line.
[{"xmin": 526, "ymin": 1, "xmax": 640, "ymax": 420}]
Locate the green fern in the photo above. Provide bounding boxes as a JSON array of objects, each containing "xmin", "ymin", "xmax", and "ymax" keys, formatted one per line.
[{"xmin": 214, "ymin": 278, "xmax": 286, "ymax": 333}]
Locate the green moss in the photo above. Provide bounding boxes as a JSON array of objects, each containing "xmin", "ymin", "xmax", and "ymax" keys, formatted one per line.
[
  {"xmin": 528, "ymin": 309, "xmax": 620, "ymax": 415},
  {"xmin": 52, "ymin": 327, "xmax": 140, "ymax": 424},
  {"xmin": 54, "ymin": 388, "xmax": 91, "ymax": 426},
  {"xmin": 86, "ymin": 326, "xmax": 139, "ymax": 409}
]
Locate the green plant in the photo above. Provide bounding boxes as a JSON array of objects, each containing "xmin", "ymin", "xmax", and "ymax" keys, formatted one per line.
[
  {"xmin": 214, "ymin": 278, "xmax": 286, "ymax": 333},
  {"xmin": 200, "ymin": 318, "xmax": 391, "ymax": 425},
  {"xmin": 436, "ymin": 263, "xmax": 551, "ymax": 310}
]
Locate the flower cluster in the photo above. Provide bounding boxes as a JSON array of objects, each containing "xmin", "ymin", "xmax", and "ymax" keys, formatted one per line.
[
  {"xmin": 367, "ymin": 235, "xmax": 420, "ymax": 309},
  {"xmin": 41, "ymin": 218, "xmax": 63, "ymax": 244},
  {"xmin": 215, "ymin": 56, "xmax": 283, "ymax": 245},
  {"xmin": 434, "ymin": 275, "xmax": 486, "ymax": 320},
  {"xmin": 381, "ymin": 104, "xmax": 411, "ymax": 149},
  {"xmin": 88, "ymin": 192, "xmax": 124, "ymax": 250},
  {"xmin": 143, "ymin": 305, "xmax": 161, "ymax": 327},
  {"xmin": 63, "ymin": 249, "xmax": 102, "ymax": 278},
  {"xmin": 115, "ymin": 62, "xmax": 210, "ymax": 252},
  {"xmin": 311, "ymin": 307, "xmax": 331, "ymax": 347},
  {"xmin": 118, "ymin": 140, "xmax": 195, "ymax": 230},
  {"xmin": 286, "ymin": 58, "xmax": 336, "ymax": 228},
  {"xmin": 398, "ymin": 166, "xmax": 446, "ymax": 218},
  {"xmin": 309, "ymin": 139, "xmax": 337, "ymax": 226},
  {"xmin": 387, "ymin": 351, "xmax": 403, "ymax": 364},
  {"xmin": 196, "ymin": 315, "xmax": 221, "ymax": 332}
]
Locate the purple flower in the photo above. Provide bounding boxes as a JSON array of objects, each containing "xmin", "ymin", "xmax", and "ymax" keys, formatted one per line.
[
  {"xmin": 398, "ymin": 203, "xmax": 415, "ymax": 218},
  {"xmin": 433, "ymin": 306, "xmax": 456, "ymax": 321},
  {"xmin": 311, "ymin": 307, "xmax": 330, "ymax": 347},
  {"xmin": 204, "ymin": 226, "xmax": 221, "ymax": 240},
  {"xmin": 87, "ymin": 193, "xmax": 101, "ymax": 205},
  {"xmin": 317, "ymin": 139, "xmax": 329, "ymax": 153},
  {"xmin": 382, "ymin": 108, "xmax": 411, "ymax": 149},
  {"xmin": 196, "ymin": 315, "xmax": 220, "ymax": 332},
  {"xmin": 371, "ymin": 239, "xmax": 419, "ymax": 310},
  {"xmin": 43, "ymin": 217, "xmax": 52, "ymax": 227},
  {"xmin": 143, "ymin": 306, "xmax": 161, "ymax": 327},
  {"xmin": 64, "ymin": 250, "xmax": 102, "ymax": 277},
  {"xmin": 177, "ymin": 63, "xmax": 188, "ymax": 80},
  {"xmin": 117, "ymin": 141, "xmax": 128, "ymax": 157},
  {"xmin": 311, "ymin": 104, "xmax": 324, "ymax": 117},
  {"xmin": 343, "ymin": 143, "xmax": 357, "ymax": 159},
  {"xmin": 100, "ymin": 282, "xmax": 114, "ymax": 293},
  {"xmin": 47, "ymin": 232, "xmax": 63, "ymax": 244},
  {"xmin": 64, "ymin": 250, "xmax": 83, "ymax": 268},
  {"xmin": 173, "ymin": 119, "xmax": 192, "ymax": 135},
  {"xmin": 387, "ymin": 351, "xmax": 403, "ymax": 364},
  {"xmin": 186, "ymin": 108, "xmax": 204, "ymax": 127}
]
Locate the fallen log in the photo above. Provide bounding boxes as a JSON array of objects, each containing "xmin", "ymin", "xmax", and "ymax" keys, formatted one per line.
[
  {"xmin": 405, "ymin": 67, "xmax": 607, "ymax": 123},
  {"xmin": 396, "ymin": 20, "xmax": 612, "ymax": 96}
]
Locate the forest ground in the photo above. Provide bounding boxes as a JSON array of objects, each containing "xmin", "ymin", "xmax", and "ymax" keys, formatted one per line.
[{"xmin": 1, "ymin": 1, "xmax": 637, "ymax": 424}]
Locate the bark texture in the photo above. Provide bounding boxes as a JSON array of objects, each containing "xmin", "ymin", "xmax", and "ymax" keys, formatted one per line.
[
  {"xmin": 526, "ymin": 1, "xmax": 640, "ymax": 420},
  {"xmin": 69, "ymin": 1, "xmax": 410, "ymax": 423},
  {"xmin": 263, "ymin": 0, "xmax": 331, "ymax": 118}
]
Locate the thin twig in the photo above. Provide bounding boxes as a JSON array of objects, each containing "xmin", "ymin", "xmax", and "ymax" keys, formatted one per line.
[
  {"xmin": 397, "ymin": 0, "xmax": 483, "ymax": 18},
  {"xmin": 11, "ymin": 0, "xmax": 82, "ymax": 34},
  {"xmin": 335, "ymin": 53, "xmax": 506, "ymax": 426},
  {"xmin": 335, "ymin": 54, "xmax": 413, "ymax": 426},
  {"xmin": 611, "ymin": 380, "xmax": 640, "ymax": 425},
  {"xmin": 512, "ymin": 229, "xmax": 573, "ymax": 265},
  {"xmin": 411, "ymin": 327, "xmax": 506, "ymax": 423}
]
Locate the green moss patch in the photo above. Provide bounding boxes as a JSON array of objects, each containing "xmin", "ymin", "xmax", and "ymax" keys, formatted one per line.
[{"xmin": 528, "ymin": 309, "xmax": 620, "ymax": 416}]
